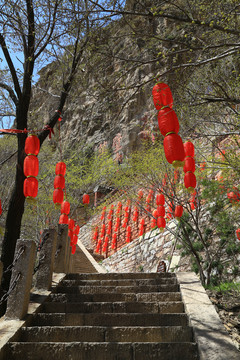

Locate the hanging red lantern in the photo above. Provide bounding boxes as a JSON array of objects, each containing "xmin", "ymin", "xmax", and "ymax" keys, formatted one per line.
[
  {"xmin": 23, "ymin": 177, "xmax": 38, "ymax": 199},
  {"xmin": 227, "ymin": 188, "xmax": 240, "ymax": 204},
  {"xmin": 59, "ymin": 214, "xmax": 68, "ymax": 225},
  {"xmin": 157, "ymin": 108, "xmax": 179, "ymax": 136},
  {"xmin": 71, "ymin": 245, "xmax": 76, "ymax": 255},
  {"xmin": 146, "ymin": 195, "xmax": 151, "ymax": 204},
  {"xmin": 83, "ymin": 193, "xmax": 90, "ymax": 205},
  {"xmin": 151, "ymin": 218, "xmax": 157, "ymax": 228},
  {"xmin": 163, "ymin": 133, "xmax": 185, "ymax": 168},
  {"xmin": 152, "ymin": 82, "xmax": 173, "ymax": 110},
  {"xmin": 157, "ymin": 217, "xmax": 166, "ymax": 231},
  {"xmin": 200, "ymin": 162, "xmax": 206, "ymax": 171},
  {"xmin": 184, "ymin": 157, "xmax": 195, "ymax": 173},
  {"xmin": 55, "ymin": 162, "xmax": 66, "ymax": 176},
  {"xmin": 68, "ymin": 218, "xmax": 75, "ymax": 230},
  {"xmin": 184, "ymin": 172, "xmax": 197, "ymax": 193},
  {"xmin": 140, "ymin": 218, "xmax": 145, "ymax": 225},
  {"xmin": 156, "ymin": 194, "xmax": 165, "ymax": 206},
  {"xmin": 236, "ymin": 229, "xmax": 240, "ymax": 240},
  {"xmin": 138, "ymin": 190, "xmax": 143, "ymax": 199},
  {"xmin": 73, "ymin": 234, "xmax": 78, "ymax": 245},
  {"xmin": 25, "ymin": 135, "xmax": 40, "ymax": 155},
  {"xmin": 74, "ymin": 225, "xmax": 80, "ymax": 235},
  {"xmin": 68, "ymin": 229, "xmax": 74, "ymax": 240},
  {"xmin": 54, "ymin": 175, "xmax": 65, "ymax": 189},
  {"xmin": 175, "ymin": 205, "xmax": 183, "ymax": 219},
  {"xmin": 157, "ymin": 205, "xmax": 165, "ymax": 217},
  {"xmin": 152, "ymin": 209, "xmax": 158, "ymax": 218},
  {"xmin": 23, "ymin": 155, "xmax": 39, "ymax": 177},
  {"xmin": 61, "ymin": 201, "xmax": 70, "ymax": 215},
  {"xmin": 53, "ymin": 188, "xmax": 64, "ymax": 205},
  {"xmin": 184, "ymin": 141, "xmax": 195, "ymax": 157}
]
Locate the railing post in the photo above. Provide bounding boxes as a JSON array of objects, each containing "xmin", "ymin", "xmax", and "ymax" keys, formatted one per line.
[
  {"xmin": 65, "ymin": 237, "xmax": 71, "ymax": 274},
  {"xmin": 54, "ymin": 224, "xmax": 68, "ymax": 273},
  {"xmin": 5, "ymin": 239, "xmax": 36, "ymax": 320},
  {"xmin": 35, "ymin": 228, "xmax": 57, "ymax": 290}
]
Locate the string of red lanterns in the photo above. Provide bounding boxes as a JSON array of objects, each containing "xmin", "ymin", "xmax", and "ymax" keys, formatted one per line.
[{"xmin": 23, "ymin": 135, "xmax": 40, "ymax": 201}]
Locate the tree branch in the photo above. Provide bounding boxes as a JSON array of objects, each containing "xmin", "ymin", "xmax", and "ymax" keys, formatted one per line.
[
  {"xmin": 0, "ymin": 34, "xmax": 22, "ymax": 99},
  {"xmin": 0, "ymin": 82, "xmax": 18, "ymax": 105}
]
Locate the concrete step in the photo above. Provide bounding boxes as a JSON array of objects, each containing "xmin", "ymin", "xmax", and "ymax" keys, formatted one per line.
[
  {"xmin": 41, "ymin": 301, "xmax": 184, "ymax": 314},
  {"xmin": 18, "ymin": 325, "xmax": 194, "ymax": 342},
  {"xmin": 47, "ymin": 291, "xmax": 182, "ymax": 303},
  {"xmin": 54, "ymin": 284, "xmax": 179, "ymax": 294},
  {"xmin": 6, "ymin": 341, "xmax": 199, "ymax": 360},
  {"xmin": 60, "ymin": 278, "xmax": 178, "ymax": 287},
  {"xmin": 31, "ymin": 313, "xmax": 189, "ymax": 327},
  {"xmin": 65, "ymin": 273, "xmax": 176, "ymax": 280}
]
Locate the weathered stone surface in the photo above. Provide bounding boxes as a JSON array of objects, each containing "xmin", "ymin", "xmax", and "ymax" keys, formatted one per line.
[
  {"xmin": 54, "ymin": 225, "xmax": 68, "ymax": 273},
  {"xmin": 35, "ymin": 229, "xmax": 57, "ymax": 290},
  {"xmin": 5, "ymin": 239, "xmax": 36, "ymax": 320}
]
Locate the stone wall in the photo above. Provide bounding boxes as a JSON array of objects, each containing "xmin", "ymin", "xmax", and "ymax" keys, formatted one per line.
[{"xmin": 101, "ymin": 220, "xmax": 190, "ymax": 273}]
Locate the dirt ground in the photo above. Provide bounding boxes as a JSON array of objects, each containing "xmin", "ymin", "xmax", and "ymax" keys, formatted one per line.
[{"xmin": 206, "ymin": 288, "xmax": 240, "ymax": 351}]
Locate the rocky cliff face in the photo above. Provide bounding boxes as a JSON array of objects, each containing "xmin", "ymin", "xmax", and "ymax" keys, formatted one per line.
[{"xmin": 32, "ymin": 5, "xmax": 172, "ymax": 160}]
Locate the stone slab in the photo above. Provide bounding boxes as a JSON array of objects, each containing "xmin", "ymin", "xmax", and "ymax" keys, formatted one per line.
[{"xmin": 176, "ymin": 272, "xmax": 240, "ymax": 360}]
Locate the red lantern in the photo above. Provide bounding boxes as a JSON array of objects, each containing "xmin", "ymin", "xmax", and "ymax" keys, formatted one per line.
[
  {"xmin": 117, "ymin": 202, "xmax": 122, "ymax": 208},
  {"xmin": 55, "ymin": 162, "xmax": 66, "ymax": 176},
  {"xmin": 151, "ymin": 218, "xmax": 157, "ymax": 228},
  {"xmin": 163, "ymin": 133, "xmax": 185, "ymax": 168},
  {"xmin": 236, "ymin": 229, "xmax": 240, "ymax": 240},
  {"xmin": 59, "ymin": 214, "xmax": 68, "ymax": 224},
  {"xmin": 138, "ymin": 190, "xmax": 143, "ymax": 199},
  {"xmin": 54, "ymin": 175, "xmax": 65, "ymax": 189},
  {"xmin": 184, "ymin": 141, "xmax": 194, "ymax": 157},
  {"xmin": 227, "ymin": 189, "xmax": 240, "ymax": 203},
  {"xmin": 68, "ymin": 229, "xmax": 73, "ymax": 240},
  {"xmin": 24, "ymin": 155, "xmax": 39, "ymax": 177},
  {"xmin": 74, "ymin": 225, "xmax": 80, "ymax": 235},
  {"xmin": 146, "ymin": 195, "xmax": 151, "ymax": 204},
  {"xmin": 68, "ymin": 218, "xmax": 75, "ymax": 230},
  {"xmin": 175, "ymin": 205, "xmax": 183, "ymax": 219},
  {"xmin": 61, "ymin": 201, "xmax": 70, "ymax": 215},
  {"xmin": 71, "ymin": 245, "xmax": 76, "ymax": 255},
  {"xmin": 184, "ymin": 157, "xmax": 195, "ymax": 173},
  {"xmin": 157, "ymin": 108, "xmax": 179, "ymax": 136},
  {"xmin": 152, "ymin": 82, "xmax": 173, "ymax": 110},
  {"xmin": 157, "ymin": 205, "xmax": 165, "ymax": 217},
  {"xmin": 83, "ymin": 193, "xmax": 90, "ymax": 205},
  {"xmin": 23, "ymin": 177, "xmax": 38, "ymax": 198},
  {"xmin": 53, "ymin": 188, "xmax": 64, "ymax": 205},
  {"xmin": 156, "ymin": 194, "xmax": 165, "ymax": 206},
  {"xmin": 152, "ymin": 209, "xmax": 158, "ymax": 218},
  {"xmin": 25, "ymin": 135, "xmax": 40, "ymax": 155},
  {"xmin": 157, "ymin": 217, "xmax": 166, "ymax": 231},
  {"xmin": 73, "ymin": 234, "xmax": 78, "ymax": 245},
  {"xmin": 140, "ymin": 218, "xmax": 145, "ymax": 226},
  {"xmin": 184, "ymin": 172, "xmax": 197, "ymax": 193}
]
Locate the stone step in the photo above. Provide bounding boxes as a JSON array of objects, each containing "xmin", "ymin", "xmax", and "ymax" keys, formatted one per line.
[
  {"xmin": 6, "ymin": 342, "xmax": 199, "ymax": 360},
  {"xmin": 18, "ymin": 325, "xmax": 194, "ymax": 343},
  {"xmin": 31, "ymin": 313, "xmax": 189, "ymax": 327},
  {"xmin": 54, "ymin": 284, "xmax": 179, "ymax": 294},
  {"xmin": 60, "ymin": 278, "xmax": 178, "ymax": 287},
  {"xmin": 47, "ymin": 291, "xmax": 182, "ymax": 303},
  {"xmin": 41, "ymin": 301, "xmax": 184, "ymax": 314},
  {"xmin": 65, "ymin": 273, "xmax": 176, "ymax": 280}
]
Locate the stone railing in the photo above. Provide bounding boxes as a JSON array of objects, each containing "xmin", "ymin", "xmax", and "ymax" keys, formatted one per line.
[{"xmin": 0, "ymin": 224, "xmax": 72, "ymax": 320}]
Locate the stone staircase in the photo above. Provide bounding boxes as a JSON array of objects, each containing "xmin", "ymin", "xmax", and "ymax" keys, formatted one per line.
[{"xmin": 5, "ymin": 273, "xmax": 199, "ymax": 359}]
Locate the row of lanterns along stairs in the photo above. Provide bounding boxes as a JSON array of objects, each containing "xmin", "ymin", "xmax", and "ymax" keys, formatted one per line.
[{"xmin": 3, "ymin": 272, "xmax": 199, "ymax": 360}]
